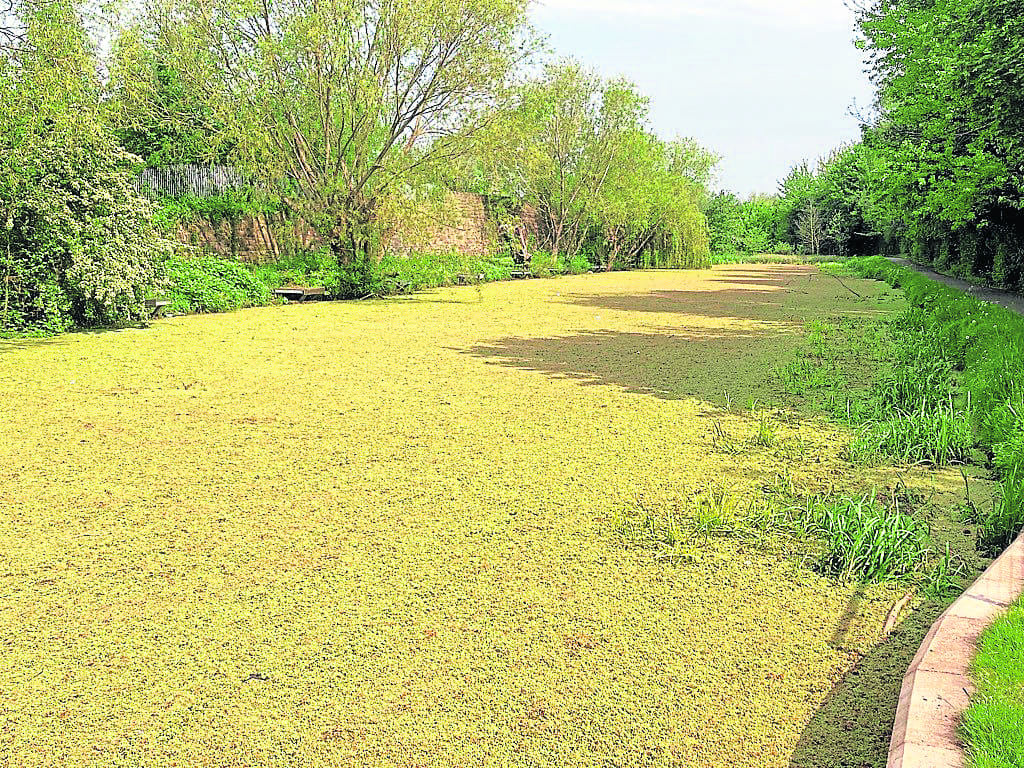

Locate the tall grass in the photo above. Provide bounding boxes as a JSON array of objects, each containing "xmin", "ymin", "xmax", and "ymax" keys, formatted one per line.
[
  {"xmin": 616, "ymin": 487, "xmax": 938, "ymax": 584},
  {"xmin": 806, "ymin": 493, "xmax": 931, "ymax": 582},
  {"xmin": 846, "ymin": 257, "xmax": 1024, "ymax": 552},
  {"xmin": 847, "ymin": 399, "xmax": 974, "ymax": 466}
]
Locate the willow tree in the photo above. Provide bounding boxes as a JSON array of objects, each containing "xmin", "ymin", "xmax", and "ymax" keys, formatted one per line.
[
  {"xmin": 144, "ymin": 0, "xmax": 535, "ymax": 281},
  {"xmin": 594, "ymin": 135, "xmax": 715, "ymax": 270}
]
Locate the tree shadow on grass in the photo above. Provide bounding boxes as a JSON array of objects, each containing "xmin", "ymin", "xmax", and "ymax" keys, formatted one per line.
[
  {"xmin": 560, "ymin": 269, "xmax": 887, "ymax": 325},
  {"xmin": 461, "ymin": 327, "xmax": 798, "ymax": 406},
  {"xmin": 789, "ymin": 600, "xmax": 947, "ymax": 768},
  {"xmin": 1, "ymin": 324, "xmax": 154, "ymax": 356},
  {"xmin": 554, "ymin": 282, "xmax": 876, "ymax": 326}
]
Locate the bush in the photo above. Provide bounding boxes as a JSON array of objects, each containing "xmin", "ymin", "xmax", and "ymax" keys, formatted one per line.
[
  {"xmin": 164, "ymin": 252, "xmax": 272, "ymax": 313},
  {"xmin": 528, "ymin": 250, "xmax": 556, "ymax": 277},
  {"xmin": 152, "ymin": 190, "xmax": 282, "ymax": 229},
  {"xmin": 1, "ymin": 126, "xmax": 171, "ymax": 334},
  {"xmin": 248, "ymin": 248, "xmax": 336, "ymax": 291},
  {"xmin": 328, "ymin": 249, "xmax": 515, "ymax": 299}
]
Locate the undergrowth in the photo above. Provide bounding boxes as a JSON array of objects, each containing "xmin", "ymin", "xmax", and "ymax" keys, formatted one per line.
[
  {"xmin": 615, "ymin": 485, "xmax": 954, "ymax": 589},
  {"xmin": 775, "ymin": 257, "xmax": 1023, "ymax": 554},
  {"xmin": 164, "ymin": 252, "xmax": 272, "ymax": 314},
  {"xmin": 844, "ymin": 257, "xmax": 1024, "ymax": 554}
]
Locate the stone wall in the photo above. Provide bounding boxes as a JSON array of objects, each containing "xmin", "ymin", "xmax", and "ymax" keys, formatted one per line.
[{"xmin": 177, "ymin": 213, "xmax": 321, "ymax": 263}]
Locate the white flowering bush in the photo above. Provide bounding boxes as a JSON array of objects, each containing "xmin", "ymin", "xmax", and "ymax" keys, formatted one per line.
[
  {"xmin": 1, "ymin": 124, "xmax": 171, "ymax": 333},
  {"xmin": 0, "ymin": 1, "xmax": 171, "ymax": 334}
]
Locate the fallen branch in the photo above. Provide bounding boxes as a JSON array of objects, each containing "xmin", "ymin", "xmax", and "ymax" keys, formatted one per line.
[
  {"xmin": 830, "ymin": 272, "xmax": 863, "ymax": 298},
  {"xmin": 882, "ymin": 590, "xmax": 915, "ymax": 637}
]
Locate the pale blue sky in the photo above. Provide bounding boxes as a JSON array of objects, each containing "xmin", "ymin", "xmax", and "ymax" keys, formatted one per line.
[{"xmin": 531, "ymin": 0, "xmax": 875, "ymax": 197}]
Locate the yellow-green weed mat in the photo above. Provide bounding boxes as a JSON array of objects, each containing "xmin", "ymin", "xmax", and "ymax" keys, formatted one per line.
[{"xmin": 0, "ymin": 265, "xmax": 956, "ymax": 767}]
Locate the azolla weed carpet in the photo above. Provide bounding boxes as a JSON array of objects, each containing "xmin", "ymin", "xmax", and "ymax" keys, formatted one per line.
[{"xmin": 0, "ymin": 265, "xmax": 954, "ymax": 767}]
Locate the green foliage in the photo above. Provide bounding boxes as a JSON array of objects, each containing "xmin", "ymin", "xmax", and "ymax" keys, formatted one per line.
[
  {"xmin": 845, "ymin": 257, "xmax": 1024, "ymax": 549},
  {"xmin": 617, "ymin": 485, "xmax": 938, "ymax": 585},
  {"xmin": 247, "ymin": 249, "xmax": 336, "ymax": 292},
  {"xmin": 111, "ymin": 48, "xmax": 234, "ymax": 166},
  {"xmin": 527, "ymin": 249, "xmax": 557, "ymax": 278},
  {"xmin": 149, "ymin": 0, "xmax": 538, "ymax": 270},
  {"xmin": 467, "ymin": 60, "xmax": 713, "ymax": 271},
  {"xmin": 0, "ymin": 0, "xmax": 170, "ymax": 335},
  {"xmin": 164, "ymin": 253, "xmax": 272, "ymax": 313},
  {"xmin": 805, "ymin": 493, "xmax": 932, "ymax": 582},
  {"xmin": 852, "ymin": 0, "xmax": 1024, "ymax": 288},
  {"xmin": 962, "ymin": 599, "xmax": 1024, "ymax": 768},
  {"xmin": 847, "ymin": 403, "xmax": 974, "ymax": 467},
  {"xmin": 152, "ymin": 191, "xmax": 281, "ymax": 229},
  {"xmin": 327, "ymin": 249, "xmax": 514, "ymax": 299},
  {"xmin": 972, "ymin": 470, "xmax": 1024, "ymax": 556}
]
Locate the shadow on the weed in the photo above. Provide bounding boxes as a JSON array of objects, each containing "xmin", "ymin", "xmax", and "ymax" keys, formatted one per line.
[
  {"xmin": 1, "ymin": 323, "xmax": 157, "ymax": 355},
  {"xmin": 461, "ymin": 327, "xmax": 798, "ymax": 404},
  {"xmin": 0, "ymin": 335, "xmax": 69, "ymax": 355},
  {"xmin": 829, "ymin": 585, "xmax": 867, "ymax": 650},
  {"xmin": 789, "ymin": 601, "xmax": 946, "ymax": 768},
  {"xmin": 560, "ymin": 288, "xmax": 797, "ymax": 322}
]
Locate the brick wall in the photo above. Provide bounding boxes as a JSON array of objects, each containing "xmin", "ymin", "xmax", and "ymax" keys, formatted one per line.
[{"xmin": 176, "ymin": 192, "xmax": 497, "ymax": 262}]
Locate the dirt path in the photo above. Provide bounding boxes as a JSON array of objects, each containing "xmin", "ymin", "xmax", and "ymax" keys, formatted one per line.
[{"xmin": 887, "ymin": 256, "xmax": 1024, "ymax": 316}]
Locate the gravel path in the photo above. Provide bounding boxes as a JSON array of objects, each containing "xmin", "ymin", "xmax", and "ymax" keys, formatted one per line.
[{"xmin": 887, "ymin": 256, "xmax": 1024, "ymax": 316}]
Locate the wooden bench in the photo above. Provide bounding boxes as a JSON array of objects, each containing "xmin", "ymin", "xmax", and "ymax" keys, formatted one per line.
[
  {"xmin": 145, "ymin": 298, "xmax": 171, "ymax": 316},
  {"xmin": 509, "ymin": 270, "xmax": 532, "ymax": 279},
  {"xmin": 273, "ymin": 286, "xmax": 326, "ymax": 302}
]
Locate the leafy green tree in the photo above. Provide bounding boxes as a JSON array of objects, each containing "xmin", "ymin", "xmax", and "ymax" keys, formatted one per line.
[
  {"xmin": 593, "ymin": 134, "xmax": 710, "ymax": 269},
  {"xmin": 1, "ymin": 0, "xmax": 169, "ymax": 333},
  {"xmin": 473, "ymin": 61, "xmax": 712, "ymax": 269},
  {"xmin": 736, "ymin": 195, "xmax": 778, "ymax": 254},
  {"xmin": 147, "ymin": 0, "xmax": 536, "ymax": 291},
  {"xmin": 704, "ymin": 191, "xmax": 743, "ymax": 255},
  {"xmin": 111, "ymin": 44, "xmax": 234, "ymax": 166},
  {"xmin": 855, "ymin": 0, "xmax": 1024, "ymax": 287}
]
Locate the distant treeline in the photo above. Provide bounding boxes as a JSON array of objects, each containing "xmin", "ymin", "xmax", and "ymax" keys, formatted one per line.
[{"xmin": 722, "ymin": 0, "xmax": 1024, "ymax": 290}]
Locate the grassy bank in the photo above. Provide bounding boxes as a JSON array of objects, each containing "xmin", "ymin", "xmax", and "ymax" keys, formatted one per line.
[
  {"xmin": 843, "ymin": 256, "xmax": 1024, "ymax": 553},
  {"xmin": 962, "ymin": 598, "xmax": 1024, "ymax": 768},
  {"xmin": 833, "ymin": 256, "xmax": 1024, "ymax": 768}
]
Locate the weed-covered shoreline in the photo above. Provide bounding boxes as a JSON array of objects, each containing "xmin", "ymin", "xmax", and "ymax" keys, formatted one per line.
[{"xmin": 844, "ymin": 257, "xmax": 1024, "ymax": 553}]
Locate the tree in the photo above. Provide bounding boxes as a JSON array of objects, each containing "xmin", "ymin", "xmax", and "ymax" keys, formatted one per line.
[
  {"xmin": 854, "ymin": 0, "xmax": 1024, "ymax": 286},
  {"xmin": 471, "ymin": 60, "xmax": 712, "ymax": 269},
  {"xmin": 593, "ymin": 134, "xmax": 710, "ymax": 269},
  {"xmin": 1, "ymin": 0, "xmax": 169, "ymax": 333},
  {"xmin": 474, "ymin": 61, "xmax": 647, "ymax": 267},
  {"xmin": 146, "ymin": 0, "xmax": 536, "ymax": 290}
]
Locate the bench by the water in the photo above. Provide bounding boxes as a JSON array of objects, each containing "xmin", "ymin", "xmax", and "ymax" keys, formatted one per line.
[
  {"xmin": 274, "ymin": 286, "xmax": 326, "ymax": 302},
  {"xmin": 145, "ymin": 298, "xmax": 171, "ymax": 316}
]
